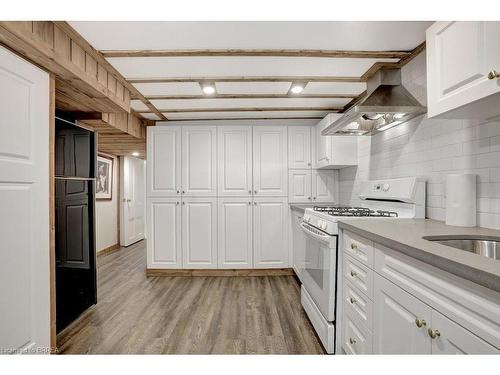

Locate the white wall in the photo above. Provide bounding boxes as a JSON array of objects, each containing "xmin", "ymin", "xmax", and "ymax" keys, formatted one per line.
[
  {"xmin": 96, "ymin": 154, "xmax": 119, "ymax": 252},
  {"xmin": 338, "ymin": 51, "xmax": 500, "ymax": 230}
]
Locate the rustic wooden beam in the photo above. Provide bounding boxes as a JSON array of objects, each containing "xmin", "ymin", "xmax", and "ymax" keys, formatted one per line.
[
  {"xmin": 101, "ymin": 48, "xmax": 410, "ymax": 59},
  {"xmin": 137, "ymin": 106, "xmax": 342, "ymax": 114},
  {"xmin": 163, "ymin": 116, "xmax": 325, "ymax": 122},
  {"xmin": 127, "ymin": 76, "xmax": 363, "ymax": 84},
  {"xmin": 143, "ymin": 93, "xmax": 358, "ymax": 100}
]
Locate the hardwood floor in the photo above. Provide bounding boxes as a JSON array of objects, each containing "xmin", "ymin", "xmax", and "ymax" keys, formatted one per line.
[{"xmin": 57, "ymin": 240, "xmax": 325, "ymax": 354}]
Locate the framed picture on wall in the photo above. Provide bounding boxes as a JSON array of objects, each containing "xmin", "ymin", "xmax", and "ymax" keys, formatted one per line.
[{"xmin": 96, "ymin": 154, "xmax": 113, "ymax": 200}]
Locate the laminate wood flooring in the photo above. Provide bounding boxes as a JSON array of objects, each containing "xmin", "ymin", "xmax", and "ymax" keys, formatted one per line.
[{"xmin": 56, "ymin": 241, "xmax": 325, "ymax": 354}]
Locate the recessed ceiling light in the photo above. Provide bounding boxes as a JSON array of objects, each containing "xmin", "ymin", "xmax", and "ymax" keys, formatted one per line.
[
  {"xmin": 132, "ymin": 152, "xmax": 140, "ymax": 157},
  {"xmin": 289, "ymin": 82, "xmax": 305, "ymax": 94},
  {"xmin": 200, "ymin": 82, "xmax": 216, "ymax": 95}
]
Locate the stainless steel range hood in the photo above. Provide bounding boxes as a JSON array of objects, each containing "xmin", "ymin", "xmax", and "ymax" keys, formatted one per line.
[{"xmin": 321, "ymin": 68, "xmax": 427, "ymax": 136}]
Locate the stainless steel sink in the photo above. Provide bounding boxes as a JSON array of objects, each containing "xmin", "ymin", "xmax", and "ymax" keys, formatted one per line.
[{"xmin": 423, "ymin": 236, "xmax": 500, "ymax": 260}]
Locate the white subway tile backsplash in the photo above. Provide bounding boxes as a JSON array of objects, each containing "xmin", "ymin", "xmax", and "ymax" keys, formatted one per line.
[{"xmin": 339, "ymin": 51, "xmax": 500, "ymax": 230}]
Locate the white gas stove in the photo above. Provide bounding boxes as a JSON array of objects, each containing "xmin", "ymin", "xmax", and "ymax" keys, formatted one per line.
[{"xmin": 299, "ymin": 177, "xmax": 426, "ymax": 354}]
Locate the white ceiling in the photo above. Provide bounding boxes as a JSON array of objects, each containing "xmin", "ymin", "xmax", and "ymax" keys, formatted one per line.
[{"xmin": 69, "ymin": 21, "xmax": 431, "ymax": 122}]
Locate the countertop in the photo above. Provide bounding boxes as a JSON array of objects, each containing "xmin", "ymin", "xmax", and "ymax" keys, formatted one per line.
[
  {"xmin": 338, "ymin": 219, "xmax": 500, "ymax": 293},
  {"xmin": 289, "ymin": 203, "xmax": 336, "ymax": 213}
]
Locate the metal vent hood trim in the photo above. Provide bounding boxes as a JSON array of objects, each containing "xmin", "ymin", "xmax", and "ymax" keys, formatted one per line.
[{"xmin": 322, "ymin": 68, "xmax": 427, "ymax": 136}]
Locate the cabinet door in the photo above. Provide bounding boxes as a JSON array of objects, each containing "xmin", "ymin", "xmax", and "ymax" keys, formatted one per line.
[
  {"xmin": 182, "ymin": 126, "xmax": 217, "ymax": 196},
  {"xmin": 430, "ymin": 310, "xmax": 499, "ymax": 354},
  {"xmin": 427, "ymin": 21, "xmax": 500, "ymax": 118},
  {"xmin": 288, "ymin": 170, "xmax": 312, "ymax": 203},
  {"xmin": 253, "ymin": 126, "xmax": 287, "ymax": 196},
  {"xmin": 146, "ymin": 198, "xmax": 182, "ymax": 269},
  {"xmin": 218, "ymin": 198, "xmax": 253, "ymax": 268},
  {"xmin": 182, "ymin": 197, "xmax": 217, "ymax": 268},
  {"xmin": 147, "ymin": 126, "xmax": 181, "ymax": 197},
  {"xmin": 373, "ymin": 274, "xmax": 431, "ymax": 354},
  {"xmin": 292, "ymin": 211, "xmax": 306, "ymax": 280},
  {"xmin": 217, "ymin": 126, "xmax": 253, "ymax": 196},
  {"xmin": 314, "ymin": 120, "xmax": 330, "ymax": 168},
  {"xmin": 253, "ymin": 197, "xmax": 289, "ymax": 268},
  {"xmin": 288, "ymin": 126, "xmax": 312, "ymax": 169},
  {"xmin": 312, "ymin": 170, "xmax": 335, "ymax": 202}
]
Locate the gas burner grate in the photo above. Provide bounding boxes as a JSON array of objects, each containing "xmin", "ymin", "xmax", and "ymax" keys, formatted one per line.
[{"xmin": 313, "ymin": 206, "xmax": 398, "ymax": 218}]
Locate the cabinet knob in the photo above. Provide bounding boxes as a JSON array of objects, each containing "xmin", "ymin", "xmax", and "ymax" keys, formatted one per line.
[
  {"xmin": 350, "ymin": 297, "xmax": 357, "ymax": 305},
  {"xmin": 177, "ymin": 190, "xmax": 180, "ymax": 194},
  {"xmin": 350, "ymin": 243, "xmax": 357, "ymax": 250},
  {"xmin": 176, "ymin": 201, "xmax": 179, "ymax": 205},
  {"xmin": 415, "ymin": 318, "xmax": 427, "ymax": 328},
  {"xmin": 349, "ymin": 338, "xmax": 356, "ymax": 345},
  {"xmin": 313, "ymin": 197, "xmax": 316, "ymax": 200},
  {"xmin": 307, "ymin": 162, "xmax": 311, "ymax": 167},
  {"xmin": 254, "ymin": 190, "xmax": 258, "ymax": 194},
  {"xmin": 248, "ymin": 201, "xmax": 251, "ymax": 205},
  {"xmin": 254, "ymin": 202, "xmax": 257, "ymax": 206},
  {"xmin": 248, "ymin": 190, "xmax": 252, "ymax": 194},
  {"xmin": 350, "ymin": 270, "xmax": 358, "ymax": 278},
  {"xmin": 428, "ymin": 328, "xmax": 440, "ymax": 339},
  {"xmin": 488, "ymin": 70, "xmax": 500, "ymax": 80},
  {"xmin": 307, "ymin": 197, "xmax": 311, "ymax": 200},
  {"xmin": 182, "ymin": 190, "xmax": 185, "ymax": 194},
  {"xmin": 182, "ymin": 201, "xmax": 185, "ymax": 205}
]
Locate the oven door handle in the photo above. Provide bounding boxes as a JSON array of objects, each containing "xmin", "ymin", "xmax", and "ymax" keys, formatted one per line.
[{"xmin": 300, "ymin": 222, "xmax": 331, "ymax": 243}]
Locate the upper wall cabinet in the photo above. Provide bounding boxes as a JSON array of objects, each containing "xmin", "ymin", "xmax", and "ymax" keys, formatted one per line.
[
  {"xmin": 313, "ymin": 114, "xmax": 358, "ymax": 169},
  {"xmin": 147, "ymin": 126, "xmax": 181, "ymax": 197},
  {"xmin": 427, "ymin": 21, "xmax": 500, "ymax": 119},
  {"xmin": 253, "ymin": 126, "xmax": 288, "ymax": 197},
  {"xmin": 182, "ymin": 126, "xmax": 217, "ymax": 196},
  {"xmin": 288, "ymin": 126, "xmax": 312, "ymax": 169},
  {"xmin": 217, "ymin": 126, "xmax": 253, "ymax": 197}
]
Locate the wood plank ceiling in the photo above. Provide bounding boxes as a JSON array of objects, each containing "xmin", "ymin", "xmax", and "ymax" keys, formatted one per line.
[{"xmin": 69, "ymin": 21, "xmax": 432, "ymax": 123}]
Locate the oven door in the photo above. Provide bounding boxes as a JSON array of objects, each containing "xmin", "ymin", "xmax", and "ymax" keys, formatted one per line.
[{"xmin": 300, "ymin": 222, "xmax": 337, "ymax": 322}]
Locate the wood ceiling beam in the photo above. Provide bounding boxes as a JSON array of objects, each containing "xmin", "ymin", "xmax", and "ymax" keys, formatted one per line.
[
  {"xmin": 54, "ymin": 22, "xmax": 166, "ymax": 121},
  {"xmin": 166, "ymin": 116, "xmax": 324, "ymax": 121},
  {"xmin": 128, "ymin": 76, "xmax": 362, "ymax": 84},
  {"xmin": 101, "ymin": 49, "xmax": 410, "ymax": 59},
  {"xmin": 136, "ymin": 106, "xmax": 341, "ymax": 114},
  {"xmin": 142, "ymin": 93, "xmax": 358, "ymax": 100}
]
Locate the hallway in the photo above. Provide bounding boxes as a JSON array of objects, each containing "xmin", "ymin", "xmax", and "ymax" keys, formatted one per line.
[{"xmin": 56, "ymin": 241, "xmax": 325, "ymax": 354}]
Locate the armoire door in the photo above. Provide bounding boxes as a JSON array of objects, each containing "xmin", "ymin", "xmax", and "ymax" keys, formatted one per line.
[
  {"xmin": 288, "ymin": 126, "xmax": 312, "ymax": 169},
  {"xmin": 312, "ymin": 170, "xmax": 335, "ymax": 203},
  {"xmin": 218, "ymin": 197, "xmax": 253, "ymax": 268},
  {"xmin": 146, "ymin": 126, "xmax": 181, "ymax": 197},
  {"xmin": 288, "ymin": 169, "xmax": 312, "ymax": 203},
  {"xmin": 0, "ymin": 45, "xmax": 50, "ymax": 351},
  {"xmin": 253, "ymin": 126, "xmax": 288, "ymax": 197},
  {"xmin": 146, "ymin": 197, "xmax": 182, "ymax": 269},
  {"xmin": 217, "ymin": 126, "xmax": 253, "ymax": 197},
  {"xmin": 182, "ymin": 197, "xmax": 218, "ymax": 268},
  {"xmin": 182, "ymin": 126, "xmax": 217, "ymax": 196},
  {"xmin": 253, "ymin": 197, "xmax": 289, "ymax": 268}
]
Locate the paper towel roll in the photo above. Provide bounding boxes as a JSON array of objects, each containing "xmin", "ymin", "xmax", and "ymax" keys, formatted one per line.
[{"xmin": 445, "ymin": 174, "xmax": 477, "ymax": 227}]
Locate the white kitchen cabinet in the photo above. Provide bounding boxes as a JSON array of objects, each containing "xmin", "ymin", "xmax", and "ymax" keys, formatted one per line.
[
  {"xmin": 147, "ymin": 126, "xmax": 181, "ymax": 197},
  {"xmin": 312, "ymin": 170, "xmax": 335, "ymax": 203},
  {"xmin": 288, "ymin": 170, "xmax": 312, "ymax": 203},
  {"xmin": 146, "ymin": 198, "xmax": 182, "ymax": 268},
  {"xmin": 291, "ymin": 209, "xmax": 306, "ymax": 280},
  {"xmin": 288, "ymin": 126, "xmax": 312, "ymax": 169},
  {"xmin": 373, "ymin": 274, "xmax": 432, "ymax": 354},
  {"xmin": 253, "ymin": 197, "xmax": 289, "ymax": 268},
  {"xmin": 253, "ymin": 126, "xmax": 288, "ymax": 197},
  {"xmin": 181, "ymin": 126, "xmax": 217, "ymax": 196},
  {"xmin": 182, "ymin": 197, "xmax": 218, "ymax": 268},
  {"xmin": 313, "ymin": 114, "xmax": 358, "ymax": 169},
  {"xmin": 427, "ymin": 21, "xmax": 500, "ymax": 119},
  {"xmin": 218, "ymin": 197, "xmax": 253, "ymax": 268},
  {"xmin": 217, "ymin": 126, "xmax": 253, "ymax": 197}
]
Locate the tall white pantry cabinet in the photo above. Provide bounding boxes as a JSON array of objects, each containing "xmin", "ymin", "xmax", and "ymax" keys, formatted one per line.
[{"xmin": 147, "ymin": 125, "xmax": 290, "ymax": 270}]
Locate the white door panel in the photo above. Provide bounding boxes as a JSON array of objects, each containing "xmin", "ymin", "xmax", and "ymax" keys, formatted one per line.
[
  {"xmin": 146, "ymin": 126, "xmax": 181, "ymax": 197},
  {"xmin": 218, "ymin": 198, "xmax": 253, "ymax": 268},
  {"xmin": 121, "ymin": 156, "xmax": 146, "ymax": 246},
  {"xmin": 182, "ymin": 197, "xmax": 217, "ymax": 268},
  {"xmin": 0, "ymin": 46, "xmax": 50, "ymax": 352},
  {"xmin": 312, "ymin": 170, "xmax": 335, "ymax": 203},
  {"xmin": 288, "ymin": 126, "xmax": 312, "ymax": 169},
  {"xmin": 217, "ymin": 126, "xmax": 252, "ymax": 196},
  {"xmin": 253, "ymin": 197, "xmax": 288, "ymax": 268},
  {"xmin": 288, "ymin": 170, "xmax": 312, "ymax": 203},
  {"xmin": 182, "ymin": 126, "xmax": 217, "ymax": 196},
  {"xmin": 253, "ymin": 126, "xmax": 287, "ymax": 197},
  {"xmin": 146, "ymin": 198, "xmax": 182, "ymax": 268}
]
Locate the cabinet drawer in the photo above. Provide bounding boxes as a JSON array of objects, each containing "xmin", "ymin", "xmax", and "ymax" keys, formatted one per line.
[
  {"xmin": 344, "ymin": 279, "xmax": 373, "ymax": 332},
  {"xmin": 344, "ymin": 255, "xmax": 374, "ymax": 299},
  {"xmin": 342, "ymin": 310, "xmax": 373, "ymax": 354},
  {"xmin": 343, "ymin": 231, "xmax": 374, "ymax": 268}
]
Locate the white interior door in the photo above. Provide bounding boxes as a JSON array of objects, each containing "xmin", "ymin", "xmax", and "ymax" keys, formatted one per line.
[
  {"xmin": 0, "ymin": 46, "xmax": 50, "ymax": 352},
  {"xmin": 121, "ymin": 156, "xmax": 146, "ymax": 246}
]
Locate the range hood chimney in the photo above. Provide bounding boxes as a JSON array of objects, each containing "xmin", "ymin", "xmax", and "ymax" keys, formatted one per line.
[{"xmin": 321, "ymin": 68, "xmax": 426, "ymax": 136}]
